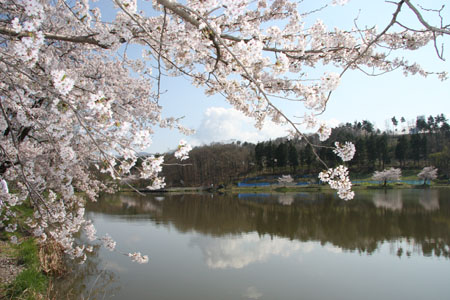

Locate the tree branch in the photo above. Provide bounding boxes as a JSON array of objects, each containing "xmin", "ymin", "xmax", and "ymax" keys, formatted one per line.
[
  {"xmin": 404, "ymin": 0, "xmax": 450, "ymax": 35},
  {"xmin": 0, "ymin": 26, "xmax": 111, "ymax": 49}
]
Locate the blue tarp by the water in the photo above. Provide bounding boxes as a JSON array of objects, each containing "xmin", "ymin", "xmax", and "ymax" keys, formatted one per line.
[
  {"xmin": 352, "ymin": 180, "xmax": 426, "ymax": 185},
  {"xmin": 238, "ymin": 193, "xmax": 271, "ymax": 198},
  {"xmin": 237, "ymin": 182, "xmax": 271, "ymax": 187},
  {"xmin": 237, "ymin": 180, "xmax": 426, "ymax": 187}
]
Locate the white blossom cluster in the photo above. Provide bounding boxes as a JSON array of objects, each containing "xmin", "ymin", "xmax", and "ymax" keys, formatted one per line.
[
  {"xmin": 278, "ymin": 175, "xmax": 294, "ymax": 184},
  {"xmin": 372, "ymin": 168, "xmax": 402, "ymax": 182},
  {"xmin": 128, "ymin": 252, "xmax": 149, "ymax": 264},
  {"xmin": 174, "ymin": 140, "xmax": 192, "ymax": 161},
  {"xmin": 417, "ymin": 166, "xmax": 438, "ymax": 182},
  {"xmin": 9, "ymin": 0, "xmax": 45, "ymax": 64},
  {"xmin": 101, "ymin": 234, "xmax": 117, "ymax": 251},
  {"xmin": 321, "ymin": 73, "xmax": 341, "ymax": 92},
  {"xmin": 318, "ymin": 123, "xmax": 332, "ymax": 142},
  {"xmin": 333, "ymin": 142, "xmax": 356, "ymax": 162},
  {"xmin": 301, "ymin": 113, "xmax": 333, "ymax": 142},
  {"xmin": 141, "ymin": 155, "xmax": 166, "ymax": 190},
  {"xmin": 1, "ymin": 179, "xmax": 22, "ymax": 241},
  {"xmin": 52, "ymin": 70, "xmax": 75, "ymax": 96},
  {"xmin": 87, "ymin": 91, "xmax": 112, "ymax": 117},
  {"xmin": 319, "ymin": 166, "xmax": 354, "ymax": 200}
]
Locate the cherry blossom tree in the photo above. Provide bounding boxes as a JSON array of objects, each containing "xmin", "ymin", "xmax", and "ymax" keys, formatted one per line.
[
  {"xmin": 373, "ymin": 168, "xmax": 402, "ymax": 187},
  {"xmin": 1, "ymin": 0, "xmax": 449, "ymax": 263},
  {"xmin": 277, "ymin": 174, "xmax": 294, "ymax": 186},
  {"xmin": 417, "ymin": 166, "xmax": 438, "ymax": 185}
]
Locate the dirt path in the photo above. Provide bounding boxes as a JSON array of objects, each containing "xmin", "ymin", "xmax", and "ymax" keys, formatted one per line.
[{"xmin": 0, "ymin": 240, "xmax": 24, "ymax": 298}]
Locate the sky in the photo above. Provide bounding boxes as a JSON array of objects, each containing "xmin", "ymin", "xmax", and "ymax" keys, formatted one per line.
[{"xmin": 97, "ymin": 0, "xmax": 450, "ymax": 153}]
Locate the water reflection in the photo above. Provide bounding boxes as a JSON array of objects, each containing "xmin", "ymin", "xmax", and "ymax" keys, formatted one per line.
[
  {"xmin": 418, "ymin": 189, "xmax": 440, "ymax": 211},
  {"xmin": 372, "ymin": 190, "xmax": 403, "ymax": 211},
  {"xmin": 51, "ymin": 244, "xmax": 119, "ymax": 299},
  {"xmin": 189, "ymin": 233, "xmax": 303, "ymax": 269},
  {"xmin": 60, "ymin": 189, "xmax": 450, "ymax": 300},
  {"xmin": 243, "ymin": 286, "xmax": 263, "ymax": 300},
  {"xmin": 87, "ymin": 189, "xmax": 450, "ymax": 259},
  {"xmin": 370, "ymin": 189, "xmax": 440, "ymax": 211},
  {"xmin": 278, "ymin": 194, "xmax": 295, "ymax": 205}
]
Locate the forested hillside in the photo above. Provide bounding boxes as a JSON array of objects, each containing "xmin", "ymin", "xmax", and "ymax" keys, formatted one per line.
[{"xmin": 161, "ymin": 115, "xmax": 450, "ymax": 187}]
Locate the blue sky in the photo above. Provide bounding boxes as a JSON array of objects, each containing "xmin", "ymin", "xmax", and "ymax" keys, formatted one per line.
[{"xmin": 96, "ymin": 0, "xmax": 450, "ymax": 153}]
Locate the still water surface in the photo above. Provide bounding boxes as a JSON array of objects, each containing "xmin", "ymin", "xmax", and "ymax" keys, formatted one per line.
[{"xmin": 56, "ymin": 189, "xmax": 450, "ymax": 299}]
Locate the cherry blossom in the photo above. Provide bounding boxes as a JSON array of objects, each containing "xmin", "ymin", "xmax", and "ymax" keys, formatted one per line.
[
  {"xmin": 417, "ymin": 166, "xmax": 438, "ymax": 184},
  {"xmin": 128, "ymin": 252, "xmax": 149, "ymax": 264},
  {"xmin": 319, "ymin": 165, "xmax": 354, "ymax": 200},
  {"xmin": 333, "ymin": 142, "xmax": 356, "ymax": 162},
  {"xmin": 373, "ymin": 168, "xmax": 402, "ymax": 186},
  {"xmin": 318, "ymin": 123, "xmax": 332, "ymax": 141},
  {"xmin": 0, "ymin": 0, "xmax": 449, "ymax": 264},
  {"xmin": 52, "ymin": 70, "xmax": 75, "ymax": 96},
  {"xmin": 174, "ymin": 140, "xmax": 192, "ymax": 161},
  {"xmin": 102, "ymin": 234, "xmax": 117, "ymax": 252},
  {"xmin": 278, "ymin": 175, "xmax": 294, "ymax": 184}
]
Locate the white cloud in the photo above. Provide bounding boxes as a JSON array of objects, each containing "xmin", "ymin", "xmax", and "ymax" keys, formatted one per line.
[
  {"xmin": 190, "ymin": 107, "xmax": 288, "ymax": 146},
  {"xmin": 243, "ymin": 286, "xmax": 263, "ymax": 300},
  {"xmin": 188, "ymin": 107, "xmax": 343, "ymax": 147},
  {"xmin": 324, "ymin": 244, "xmax": 343, "ymax": 254},
  {"xmin": 326, "ymin": 118, "xmax": 341, "ymax": 128},
  {"xmin": 189, "ymin": 232, "xmax": 313, "ymax": 269}
]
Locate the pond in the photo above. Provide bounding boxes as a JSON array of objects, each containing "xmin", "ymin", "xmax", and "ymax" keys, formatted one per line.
[{"xmin": 54, "ymin": 189, "xmax": 450, "ymax": 300}]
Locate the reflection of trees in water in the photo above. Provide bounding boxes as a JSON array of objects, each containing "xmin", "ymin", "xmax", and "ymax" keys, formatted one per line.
[
  {"xmin": 50, "ymin": 245, "xmax": 119, "ymax": 299},
  {"xmin": 120, "ymin": 195, "xmax": 162, "ymax": 214},
  {"xmin": 278, "ymin": 194, "xmax": 295, "ymax": 205},
  {"xmin": 418, "ymin": 189, "xmax": 440, "ymax": 211},
  {"xmin": 371, "ymin": 189, "xmax": 440, "ymax": 211},
  {"xmin": 390, "ymin": 237, "xmax": 450, "ymax": 258},
  {"xmin": 372, "ymin": 190, "xmax": 403, "ymax": 211},
  {"xmin": 86, "ymin": 193, "xmax": 163, "ymax": 221},
  {"xmin": 90, "ymin": 190, "xmax": 450, "ymax": 258}
]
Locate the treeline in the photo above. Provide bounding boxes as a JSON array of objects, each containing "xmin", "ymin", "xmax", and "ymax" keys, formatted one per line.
[{"xmin": 161, "ymin": 114, "xmax": 450, "ymax": 187}]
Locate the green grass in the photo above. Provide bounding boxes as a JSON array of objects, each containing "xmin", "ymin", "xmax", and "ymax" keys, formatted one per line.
[
  {"xmin": 16, "ymin": 239, "xmax": 40, "ymax": 268},
  {"xmin": 1, "ymin": 204, "xmax": 50, "ymax": 299},
  {"xmin": 10, "ymin": 268, "xmax": 48, "ymax": 299},
  {"xmin": 6, "ymin": 238, "xmax": 49, "ymax": 300}
]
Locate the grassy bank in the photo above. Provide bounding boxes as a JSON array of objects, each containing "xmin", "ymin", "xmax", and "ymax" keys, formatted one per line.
[
  {"xmin": 0, "ymin": 237, "xmax": 49, "ymax": 300},
  {"xmin": 1, "ymin": 202, "xmax": 65, "ymax": 300}
]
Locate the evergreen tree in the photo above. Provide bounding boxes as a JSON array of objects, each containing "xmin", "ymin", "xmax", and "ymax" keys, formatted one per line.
[
  {"xmin": 254, "ymin": 142, "xmax": 265, "ymax": 170},
  {"xmin": 288, "ymin": 142, "xmax": 299, "ymax": 172},
  {"xmin": 302, "ymin": 144, "xmax": 315, "ymax": 172},
  {"xmin": 376, "ymin": 133, "xmax": 389, "ymax": 169},
  {"xmin": 416, "ymin": 116, "xmax": 427, "ymax": 133},
  {"xmin": 265, "ymin": 141, "xmax": 276, "ymax": 172},
  {"xmin": 427, "ymin": 115, "xmax": 435, "ymax": 133},
  {"xmin": 362, "ymin": 120, "xmax": 374, "ymax": 134},
  {"xmin": 395, "ymin": 135, "xmax": 408, "ymax": 167},
  {"xmin": 275, "ymin": 142, "xmax": 288, "ymax": 168},
  {"xmin": 409, "ymin": 134, "xmax": 422, "ymax": 165},
  {"xmin": 391, "ymin": 116, "xmax": 398, "ymax": 134},
  {"xmin": 421, "ymin": 135, "xmax": 428, "ymax": 161},
  {"xmin": 366, "ymin": 134, "xmax": 377, "ymax": 168},
  {"xmin": 353, "ymin": 137, "xmax": 366, "ymax": 169}
]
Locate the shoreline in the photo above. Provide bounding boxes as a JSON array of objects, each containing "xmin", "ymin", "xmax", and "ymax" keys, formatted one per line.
[{"xmin": 119, "ymin": 183, "xmax": 450, "ymax": 194}]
